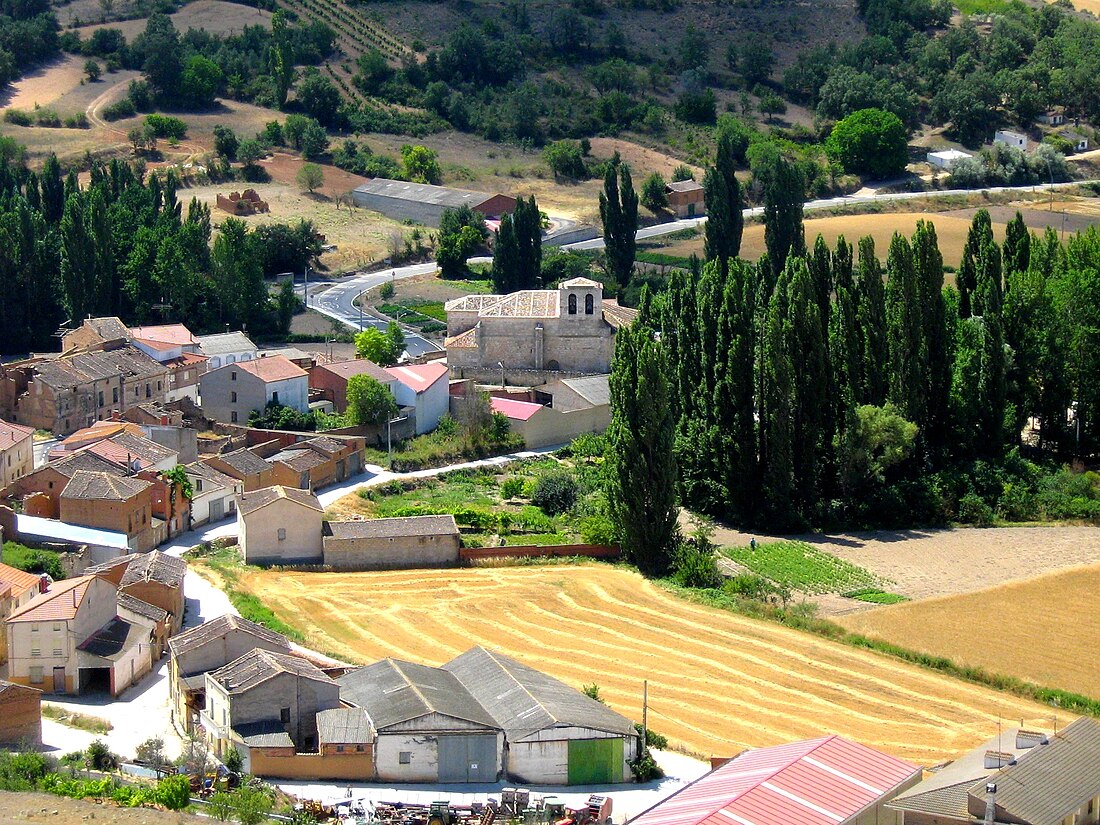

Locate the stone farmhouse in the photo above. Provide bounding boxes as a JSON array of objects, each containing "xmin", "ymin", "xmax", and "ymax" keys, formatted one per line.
[
  {"xmin": 445, "ymin": 278, "xmax": 637, "ymax": 385},
  {"xmin": 237, "ymin": 485, "xmax": 325, "ymax": 565}
]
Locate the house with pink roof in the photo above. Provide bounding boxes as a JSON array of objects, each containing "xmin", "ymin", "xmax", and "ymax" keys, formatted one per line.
[{"xmin": 385, "ymin": 362, "xmax": 449, "ymax": 434}]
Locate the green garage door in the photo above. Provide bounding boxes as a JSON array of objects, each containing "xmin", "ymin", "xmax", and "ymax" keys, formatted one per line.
[{"xmin": 567, "ymin": 738, "xmax": 624, "ymax": 785}]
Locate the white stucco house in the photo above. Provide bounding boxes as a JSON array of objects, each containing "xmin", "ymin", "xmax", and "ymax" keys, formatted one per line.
[
  {"xmin": 197, "ymin": 332, "xmax": 258, "ymax": 371},
  {"xmin": 385, "ymin": 362, "xmax": 449, "ymax": 434}
]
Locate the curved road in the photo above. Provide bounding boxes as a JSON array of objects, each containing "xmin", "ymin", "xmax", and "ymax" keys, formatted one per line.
[{"xmin": 313, "ymin": 178, "xmax": 1097, "ymax": 357}]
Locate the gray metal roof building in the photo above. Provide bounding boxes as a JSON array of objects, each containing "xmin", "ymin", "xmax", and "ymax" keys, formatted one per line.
[{"xmin": 352, "ymin": 179, "xmax": 517, "ymax": 227}]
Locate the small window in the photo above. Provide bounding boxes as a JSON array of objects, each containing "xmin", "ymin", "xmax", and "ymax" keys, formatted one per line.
[
  {"xmin": 29, "ymin": 667, "xmax": 43, "ymax": 685},
  {"xmin": 145, "ymin": 384, "xmax": 151, "ymax": 398},
  {"xmin": 355, "ymin": 745, "xmax": 364, "ymax": 753},
  {"xmin": 98, "ymin": 391, "xmax": 104, "ymax": 406},
  {"xmin": 277, "ymin": 528, "xmax": 287, "ymax": 541},
  {"xmin": 231, "ymin": 371, "xmax": 237, "ymax": 381},
  {"xmin": 585, "ymin": 293, "xmax": 594, "ymax": 315},
  {"xmin": 272, "ymin": 391, "xmax": 279, "ymax": 405},
  {"xmin": 280, "ymin": 707, "xmax": 291, "ymax": 723},
  {"xmin": 31, "ymin": 647, "xmax": 40, "ymax": 657},
  {"xmin": 31, "ymin": 625, "xmax": 38, "ymax": 632},
  {"xmin": 52, "ymin": 647, "xmax": 62, "ymax": 657},
  {"xmin": 52, "ymin": 623, "xmax": 60, "ymax": 631},
  {"xmin": 112, "ymin": 387, "xmax": 119, "ymax": 404},
  {"xmin": 336, "ymin": 745, "xmax": 345, "ymax": 753},
  {"xmin": 568, "ymin": 294, "xmax": 577, "ymax": 315},
  {"xmin": 399, "ymin": 751, "xmax": 411, "ymax": 765},
  {"xmin": 231, "ymin": 392, "xmax": 237, "ymax": 403},
  {"xmin": 48, "ymin": 481, "xmax": 53, "ymax": 490},
  {"xmin": 231, "ymin": 411, "xmax": 238, "ymax": 423},
  {"xmin": 196, "ymin": 479, "xmax": 203, "ymax": 492}
]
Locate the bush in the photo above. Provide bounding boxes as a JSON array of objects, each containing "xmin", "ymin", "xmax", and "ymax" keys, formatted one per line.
[
  {"xmin": 144, "ymin": 114, "xmax": 187, "ymax": 139},
  {"xmin": 566, "ymin": 432, "xmax": 607, "ymax": 459},
  {"xmin": 630, "ymin": 748, "xmax": 665, "ymax": 782},
  {"xmin": 579, "ymin": 514, "xmax": 616, "ymax": 545},
  {"xmin": 957, "ymin": 491, "xmax": 994, "ymax": 526},
  {"xmin": 379, "ymin": 280, "xmax": 395, "ymax": 300},
  {"xmin": 34, "ymin": 109, "xmax": 61, "ymax": 127},
  {"xmin": 101, "ymin": 98, "xmax": 136, "ymax": 121},
  {"xmin": 86, "ymin": 739, "xmax": 118, "ymax": 771},
  {"xmin": 65, "ymin": 113, "xmax": 89, "ymax": 129},
  {"xmin": 634, "ymin": 723, "xmax": 668, "ymax": 749},
  {"xmin": 3, "ymin": 542, "xmax": 64, "ymax": 580},
  {"xmin": 531, "ymin": 470, "xmax": 579, "ymax": 515},
  {"xmin": 672, "ymin": 539, "xmax": 723, "ymax": 589},
  {"xmin": 3, "ymin": 109, "xmax": 32, "ymax": 126},
  {"xmin": 155, "ymin": 775, "xmax": 191, "ymax": 810},
  {"xmin": 500, "ymin": 477, "xmax": 525, "ymax": 499}
]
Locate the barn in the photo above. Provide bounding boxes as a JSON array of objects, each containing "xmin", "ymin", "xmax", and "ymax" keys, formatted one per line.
[
  {"xmin": 443, "ymin": 647, "xmax": 639, "ymax": 785},
  {"xmin": 351, "ymin": 179, "xmax": 517, "ymax": 227},
  {"xmin": 337, "ymin": 658, "xmax": 504, "ymax": 784}
]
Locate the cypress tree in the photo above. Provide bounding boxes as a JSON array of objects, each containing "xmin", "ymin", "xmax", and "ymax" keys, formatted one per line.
[
  {"xmin": 958, "ymin": 209, "xmax": 994, "ymax": 318},
  {"xmin": 716, "ymin": 260, "xmax": 757, "ymax": 521},
  {"xmin": 1002, "ymin": 211, "xmax": 1031, "ymax": 278},
  {"xmin": 40, "ymin": 154, "xmax": 63, "ymax": 224},
  {"xmin": 763, "ymin": 156, "xmax": 805, "ymax": 277},
  {"xmin": 599, "ymin": 155, "xmax": 638, "ymax": 288},
  {"xmin": 491, "ymin": 213, "xmax": 520, "ymax": 294},
  {"xmin": 703, "ymin": 130, "xmax": 743, "ymax": 273},
  {"xmin": 854, "ymin": 236, "xmax": 888, "ymax": 405},
  {"xmin": 809, "ymin": 234, "xmax": 833, "ymax": 340},
  {"xmin": 833, "ymin": 235, "xmax": 853, "ymax": 295},
  {"xmin": 513, "ymin": 195, "xmax": 542, "ymax": 289},
  {"xmin": 606, "ymin": 324, "xmax": 679, "ymax": 576},
  {"xmin": 760, "ymin": 261, "xmax": 795, "ymax": 525}
]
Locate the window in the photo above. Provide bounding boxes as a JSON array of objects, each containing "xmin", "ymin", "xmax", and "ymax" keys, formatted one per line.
[
  {"xmin": 31, "ymin": 646, "xmax": 40, "ymax": 657},
  {"xmin": 52, "ymin": 647, "xmax": 62, "ymax": 657},
  {"xmin": 48, "ymin": 481, "xmax": 53, "ymax": 490},
  {"xmin": 145, "ymin": 384, "xmax": 151, "ymax": 398},
  {"xmin": 280, "ymin": 707, "xmax": 291, "ymax": 723},
  {"xmin": 196, "ymin": 479, "xmax": 203, "ymax": 492},
  {"xmin": 399, "ymin": 752, "xmax": 411, "ymax": 765},
  {"xmin": 277, "ymin": 528, "xmax": 287, "ymax": 541},
  {"xmin": 98, "ymin": 391, "xmax": 104, "ymax": 406},
  {"xmin": 29, "ymin": 667, "xmax": 43, "ymax": 685},
  {"xmin": 31, "ymin": 625, "xmax": 38, "ymax": 632},
  {"xmin": 568, "ymin": 294, "xmax": 577, "ymax": 315},
  {"xmin": 355, "ymin": 745, "xmax": 364, "ymax": 753},
  {"xmin": 231, "ymin": 371, "xmax": 237, "ymax": 381},
  {"xmin": 112, "ymin": 387, "xmax": 119, "ymax": 404},
  {"xmin": 52, "ymin": 623, "xmax": 60, "ymax": 631},
  {"xmin": 231, "ymin": 411, "xmax": 238, "ymax": 423},
  {"xmin": 272, "ymin": 391, "xmax": 279, "ymax": 405},
  {"xmin": 231, "ymin": 392, "xmax": 237, "ymax": 403},
  {"xmin": 157, "ymin": 381, "xmax": 162, "ymax": 391},
  {"xmin": 585, "ymin": 293, "xmax": 594, "ymax": 315},
  {"xmin": 336, "ymin": 745, "xmax": 345, "ymax": 753},
  {"xmin": 228, "ymin": 355, "xmax": 236, "ymax": 364}
]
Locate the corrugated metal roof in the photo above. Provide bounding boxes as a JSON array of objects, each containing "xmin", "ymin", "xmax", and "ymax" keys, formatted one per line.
[
  {"xmin": 167, "ymin": 614, "xmax": 291, "ymax": 658},
  {"xmin": 629, "ymin": 736, "xmax": 919, "ymax": 825},
  {"xmin": 443, "ymin": 647, "xmax": 635, "ymax": 740},
  {"xmin": 354, "ymin": 179, "xmax": 506, "ymax": 210},
  {"xmin": 338, "ymin": 658, "xmax": 499, "ymax": 731},
  {"xmin": 973, "ymin": 717, "xmax": 1100, "ymax": 825},
  {"xmin": 233, "ymin": 720, "xmax": 294, "ymax": 748},
  {"xmin": 196, "ymin": 332, "xmax": 257, "ymax": 357},
  {"xmin": 16, "ymin": 514, "xmax": 130, "ymax": 549},
  {"xmin": 317, "ymin": 708, "xmax": 375, "ymax": 745}
]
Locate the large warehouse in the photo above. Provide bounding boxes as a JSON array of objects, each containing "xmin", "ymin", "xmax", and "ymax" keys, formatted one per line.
[{"xmin": 351, "ymin": 179, "xmax": 517, "ymax": 226}]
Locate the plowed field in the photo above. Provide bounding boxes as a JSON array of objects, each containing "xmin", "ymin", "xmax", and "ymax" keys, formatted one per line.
[{"xmin": 236, "ymin": 564, "xmax": 1054, "ymax": 765}]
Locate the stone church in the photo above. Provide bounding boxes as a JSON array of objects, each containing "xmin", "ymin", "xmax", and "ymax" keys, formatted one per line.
[{"xmin": 444, "ymin": 278, "xmax": 637, "ymax": 385}]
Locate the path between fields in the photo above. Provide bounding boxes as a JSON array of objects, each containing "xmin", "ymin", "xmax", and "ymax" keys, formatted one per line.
[{"xmin": 85, "ymin": 80, "xmax": 205, "ymax": 155}]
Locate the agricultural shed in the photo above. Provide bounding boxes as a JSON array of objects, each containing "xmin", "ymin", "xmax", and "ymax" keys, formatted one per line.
[
  {"xmin": 629, "ymin": 735, "xmax": 920, "ymax": 825},
  {"xmin": 322, "ymin": 515, "xmax": 460, "ymax": 570},
  {"xmin": 351, "ymin": 179, "xmax": 517, "ymax": 227},
  {"xmin": 443, "ymin": 647, "xmax": 638, "ymax": 785},
  {"xmin": 890, "ymin": 718, "xmax": 1100, "ymax": 825},
  {"xmin": 926, "ymin": 149, "xmax": 972, "ymax": 170},
  {"xmin": 338, "ymin": 658, "xmax": 503, "ymax": 784},
  {"xmin": 237, "ymin": 485, "xmax": 324, "ymax": 565}
]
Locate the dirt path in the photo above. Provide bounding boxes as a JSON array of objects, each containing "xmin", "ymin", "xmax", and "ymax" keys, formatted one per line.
[
  {"xmin": 712, "ymin": 524, "xmax": 1100, "ymax": 601},
  {"xmin": 230, "ymin": 563, "xmax": 1055, "ymax": 766},
  {"xmin": 2, "ymin": 792, "xmax": 206, "ymax": 825},
  {"xmin": 85, "ymin": 84, "xmax": 206, "ymax": 157}
]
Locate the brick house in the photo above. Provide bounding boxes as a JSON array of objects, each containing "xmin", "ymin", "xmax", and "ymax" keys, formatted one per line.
[
  {"xmin": 199, "ymin": 356, "xmax": 309, "ymax": 424},
  {"xmin": 665, "ymin": 179, "xmax": 705, "ymax": 218},
  {"xmin": 0, "ymin": 680, "xmax": 42, "ymax": 746},
  {"xmin": 59, "ymin": 470, "xmax": 157, "ymax": 553},
  {"xmin": 2, "ymin": 451, "xmax": 125, "ymax": 518},
  {"xmin": 88, "ymin": 551, "xmax": 187, "ymax": 636},
  {"xmin": 238, "ymin": 485, "xmax": 324, "ymax": 565},
  {"xmin": 0, "ymin": 419, "xmax": 34, "ymax": 489},
  {"xmin": 60, "ymin": 317, "xmax": 130, "ymax": 353},
  {"xmin": 308, "ymin": 360, "xmax": 397, "ymax": 414},
  {"xmin": 203, "ymin": 448, "xmax": 274, "ymax": 492}
]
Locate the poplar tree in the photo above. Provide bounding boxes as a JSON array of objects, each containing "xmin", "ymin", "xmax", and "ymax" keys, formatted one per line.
[
  {"xmin": 606, "ymin": 324, "xmax": 679, "ymax": 576},
  {"xmin": 60, "ymin": 193, "xmax": 95, "ymax": 324},
  {"xmin": 599, "ymin": 155, "xmax": 638, "ymax": 288},
  {"xmin": 913, "ymin": 220, "xmax": 949, "ymax": 458},
  {"xmin": 886, "ymin": 233, "xmax": 928, "ymax": 429},
  {"xmin": 1002, "ymin": 211, "xmax": 1031, "ymax": 277},
  {"xmin": 703, "ymin": 130, "xmax": 743, "ymax": 273},
  {"xmin": 762, "ymin": 156, "xmax": 805, "ymax": 277},
  {"xmin": 854, "ymin": 237, "xmax": 888, "ymax": 405},
  {"xmin": 512, "ymin": 195, "xmax": 542, "ymax": 288},
  {"xmin": 958, "ymin": 209, "xmax": 994, "ymax": 318}
]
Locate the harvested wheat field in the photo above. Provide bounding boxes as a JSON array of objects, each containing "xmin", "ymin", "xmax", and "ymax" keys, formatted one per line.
[
  {"xmin": 840, "ymin": 564, "xmax": 1100, "ymax": 700},
  {"xmin": 234, "ymin": 563, "xmax": 1055, "ymax": 766}
]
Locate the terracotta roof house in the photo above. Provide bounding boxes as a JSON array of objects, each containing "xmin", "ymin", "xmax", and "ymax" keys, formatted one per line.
[
  {"xmin": 203, "ymin": 448, "xmax": 274, "ymax": 492},
  {"xmin": 6, "ymin": 575, "xmax": 156, "ymax": 696},
  {"xmin": 0, "ymin": 562, "xmax": 46, "ymax": 664},
  {"xmin": 0, "ymin": 418, "xmax": 34, "ymax": 489},
  {"xmin": 199, "ymin": 356, "xmax": 309, "ymax": 424},
  {"xmin": 445, "ymin": 278, "xmax": 636, "ymax": 384},
  {"xmin": 308, "ymin": 359, "xmax": 397, "ymax": 414},
  {"xmin": 168, "ymin": 613, "xmax": 293, "ymax": 735},
  {"xmin": 631, "ymin": 735, "xmax": 921, "ymax": 825},
  {"xmin": 489, "ymin": 395, "xmax": 606, "ymax": 449},
  {"xmin": 0, "ymin": 679, "xmax": 42, "ymax": 746},
  {"xmin": 385, "ymin": 363, "xmax": 449, "ymax": 434},
  {"xmin": 60, "ymin": 470, "xmax": 157, "ymax": 553},
  {"xmin": 665, "ymin": 179, "xmax": 705, "ymax": 218},
  {"xmin": 237, "ymin": 485, "xmax": 324, "ymax": 565},
  {"xmin": 128, "ymin": 325, "xmax": 200, "ymax": 351}
]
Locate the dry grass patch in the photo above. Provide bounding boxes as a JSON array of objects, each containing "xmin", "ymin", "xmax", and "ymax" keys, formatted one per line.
[
  {"xmin": 232, "ymin": 563, "xmax": 1053, "ymax": 765},
  {"xmin": 840, "ymin": 563, "xmax": 1100, "ymax": 701},
  {"xmin": 69, "ymin": 1, "xmax": 272, "ymax": 38}
]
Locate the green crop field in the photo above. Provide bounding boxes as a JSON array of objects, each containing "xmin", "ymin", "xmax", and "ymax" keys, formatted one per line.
[{"xmin": 723, "ymin": 540, "xmax": 887, "ymax": 594}]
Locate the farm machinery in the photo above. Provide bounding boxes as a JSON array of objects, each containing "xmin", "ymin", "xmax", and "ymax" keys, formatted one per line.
[{"xmin": 316, "ymin": 792, "xmax": 614, "ymax": 825}]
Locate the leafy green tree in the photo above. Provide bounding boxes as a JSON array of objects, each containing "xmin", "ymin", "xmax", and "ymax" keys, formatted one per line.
[
  {"xmin": 640, "ymin": 172, "xmax": 668, "ymax": 212},
  {"xmin": 544, "ymin": 140, "xmax": 587, "ymax": 180},
  {"xmin": 703, "ymin": 128, "xmax": 744, "ymax": 273},
  {"xmin": 825, "ymin": 108, "xmax": 909, "ymax": 179},
  {"xmin": 211, "ymin": 217, "xmax": 265, "ymax": 330},
  {"xmin": 296, "ymin": 162, "xmax": 324, "ymax": 193},
  {"xmin": 401, "ymin": 144, "xmax": 442, "ymax": 184},
  {"xmin": 512, "ymin": 196, "xmax": 542, "ymax": 290},
  {"xmin": 236, "ymin": 139, "xmax": 264, "ymax": 170},
  {"xmin": 491, "ymin": 213, "xmax": 520, "ymax": 294},
  {"xmin": 180, "ymin": 55, "xmax": 222, "ymax": 108},
  {"xmin": 599, "ymin": 154, "xmax": 638, "ymax": 288},
  {"xmin": 606, "ymin": 324, "xmax": 679, "ymax": 576},
  {"xmin": 736, "ymin": 38, "xmax": 775, "ymax": 86},
  {"xmin": 679, "ymin": 24, "xmax": 709, "ymax": 71},
  {"xmin": 854, "ymin": 236, "xmax": 888, "ymax": 405},
  {"xmin": 354, "ymin": 326, "xmax": 401, "ymax": 366},
  {"xmin": 230, "ymin": 786, "xmax": 272, "ymax": 825},
  {"xmin": 834, "ymin": 403, "xmax": 917, "ymax": 500},
  {"xmin": 270, "ymin": 10, "xmax": 294, "ymax": 108},
  {"xmin": 757, "ymin": 92, "xmax": 787, "ymax": 123},
  {"xmin": 136, "ymin": 13, "xmax": 181, "ymax": 98},
  {"xmin": 762, "ymin": 155, "xmax": 805, "ymax": 277},
  {"xmin": 298, "ymin": 119, "xmax": 329, "ymax": 160},
  {"xmin": 295, "ymin": 68, "xmax": 342, "ymax": 127},
  {"xmin": 885, "ymin": 232, "xmax": 928, "ymax": 430},
  {"xmin": 84, "ymin": 59, "xmax": 101, "ymax": 81},
  {"xmin": 213, "ymin": 125, "xmax": 238, "ymax": 160},
  {"xmin": 346, "ymin": 374, "xmax": 398, "ymax": 426}
]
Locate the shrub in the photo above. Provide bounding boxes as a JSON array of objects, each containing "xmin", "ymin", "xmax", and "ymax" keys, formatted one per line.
[
  {"xmin": 630, "ymin": 748, "xmax": 665, "ymax": 782},
  {"xmin": 531, "ymin": 470, "xmax": 579, "ymax": 515},
  {"xmin": 102, "ymin": 99, "xmax": 136, "ymax": 121},
  {"xmin": 500, "ymin": 477, "xmax": 525, "ymax": 499},
  {"xmin": 65, "ymin": 113, "xmax": 89, "ymax": 129},
  {"xmin": 672, "ymin": 539, "xmax": 723, "ymax": 589},
  {"xmin": 86, "ymin": 739, "xmax": 117, "ymax": 771},
  {"xmin": 634, "ymin": 723, "xmax": 668, "ymax": 749},
  {"xmin": 155, "ymin": 774, "xmax": 191, "ymax": 810},
  {"xmin": 957, "ymin": 491, "xmax": 994, "ymax": 526},
  {"xmin": 34, "ymin": 109, "xmax": 61, "ymax": 127},
  {"xmin": 379, "ymin": 280, "xmax": 395, "ymax": 300},
  {"xmin": 223, "ymin": 746, "xmax": 243, "ymax": 773},
  {"xmin": 144, "ymin": 114, "xmax": 187, "ymax": 139},
  {"xmin": 567, "ymin": 432, "xmax": 607, "ymax": 459},
  {"xmin": 579, "ymin": 514, "xmax": 616, "ymax": 545},
  {"xmin": 127, "ymin": 80, "xmax": 152, "ymax": 111},
  {"xmin": 3, "ymin": 109, "xmax": 32, "ymax": 126}
]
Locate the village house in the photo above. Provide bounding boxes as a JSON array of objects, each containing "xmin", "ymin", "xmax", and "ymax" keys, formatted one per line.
[
  {"xmin": 196, "ymin": 332, "xmax": 258, "ymax": 371},
  {"xmin": 0, "ymin": 345, "xmax": 169, "ymax": 436},
  {"xmin": 203, "ymin": 448, "xmax": 275, "ymax": 492},
  {"xmin": 338, "ymin": 657, "xmax": 503, "ymax": 784},
  {"xmin": 185, "ymin": 461, "xmax": 242, "ymax": 526},
  {"xmin": 322, "ymin": 515, "xmax": 461, "ymax": 570},
  {"xmin": 0, "ymin": 680, "xmax": 42, "ymax": 747},
  {"xmin": 927, "ymin": 148, "xmax": 973, "ymax": 171},
  {"xmin": 351, "ymin": 179, "xmax": 516, "ymax": 226},
  {"xmin": 665, "ymin": 179, "xmax": 705, "ymax": 218},
  {"xmin": 60, "ymin": 317, "xmax": 130, "ymax": 353},
  {"xmin": 308, "ymin": 360, "xmax": 397, "ymax": 415},
  {"xmin": 633, "ymin": 735, "xmax": 921, "ymax": 825},
  {"xmin": 167, "ymin": 614, "xmax": 292, "ymax": 735},
  {"xmin": 490, "ymin": 386, "xmax": 609, "ymax": 450},
  {"xmin": 60, "ymin": 470, "xmax": 158, "ymax": 553},
  {"xmin": 0, "ymin": 562, "xmax": 46, "ymax": 664},
  {"xmin": 889, "ymin": 719, "xmax": 1100, "ymax": 825},
  {"xmin": 1059, "ymin": 129, "xmax": 1090, "ymax": 153},
  {"xmin": 238, "ymin": 485, "xmax": 324, "ymax": 565},
  {"xmin": 88, "ymin": 551, "xmax": 187, "ymax": 636},
  {"xmin": 443, "ymin": 647, "xmax": 638, "ymax": 785},
  {"xmin": 385, "ymin": 363, "xmax": 449, "ymax": 434},
  {"xmin": 3, "ymin": 451, "xmax": 126, "ymax": 518},
  {"xmin": 129, "ymin": 325, "xmax": 207, "ymax": 403},
  {"xmin": 259, "ymin": 347, "xmax": 315, "ymax": 370},
  {"xmin": 201, "ymin": 648, "xmax": 342, "ymax": 760},
  {"xmin": 0, "ymin": 419, "xmax": 34, "ymax": 488},
  {"xmin": 199, "ymin": 356, "xmax": 309, "ymax": 424},
  {"xmin": 263, "ymin": 435, "xmax": 364, "ymax": 492},
  {"xmin": 994, "ymin": 129, "xmax": 1029, "ymax": 150},
  {"xmin": 445, "ymin": 278, "xmax": 637, "ymax": 385},
  {"xmin": 5, "ymin": 574, "xmax": 157, "ymax": 696}
]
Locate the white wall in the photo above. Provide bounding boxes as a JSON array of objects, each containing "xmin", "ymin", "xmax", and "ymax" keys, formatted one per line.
[
  {"xmin": 240, "ymin": 499, "xmax": 323, "ymax": 565},
  {"xmin": 265, "ymin": 377, "xmax": 309, "ymax": 414},
  {"xmin": 376, "ymin": 733, "xmax": 439, "ymax": 782}
]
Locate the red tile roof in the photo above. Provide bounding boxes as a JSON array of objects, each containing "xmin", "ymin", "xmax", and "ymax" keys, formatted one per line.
[
  {"xmin": 128, "ymin": 324, "xmax": 197, "ymax": 347},
  {"xmin": 0, "ymin": 419, "xmax": 34, "ymax": 451},
  {"xmin": 0, "ymin": 562, "xmax": 42, "ymax": 600},
  {"xmin": 7, "ymin": 575, "xmax": 95, "ymax": 622},
  {"xmin": 235, "ymin": 356, "xmax": 308, "ymax": 383},
  {"xmin": 385, "ymin": 362, "xmax": 448, "ymax": 393},
  {"xmin": 85, "ymin": 440, "xmax": 154, "ymax": 471},
  {"xmin": 315, "ymin": 359, "xmax": 392, "ymax": 383},
  {"xmin": 490, "ymin": 397, "xmax": 545, "ymax": 422},
  {"xmin": 630, "ymin": 736, "xmax": 919, "ymax": 825},
  {"xmin": 133, "ymin": 337, "xmax": 176, "ymax": 352}
]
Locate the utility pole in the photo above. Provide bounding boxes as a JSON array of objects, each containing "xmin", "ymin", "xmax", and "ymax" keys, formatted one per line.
[
  {"xmin": 303, "ymin": 266, "xmax": 309, "ymax": 304},
  {"xmin": 642, "ymin": 679, "xmax": 648, "ymax": 747},
  {"xmin": 358, "ymin": 289, "xmax": 366, "ymax": 332}
]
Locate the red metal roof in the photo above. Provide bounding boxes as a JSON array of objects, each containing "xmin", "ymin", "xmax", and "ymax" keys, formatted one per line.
[
  {"xmin": 0, "ymin": 418, "xmax": 33, "ymax": 450},
  {"xmin": 629, "ymin": 737, "xmax": 919, "ymax": 825},
  {"xmin": 385, "ymin": 362, "xmax": 448, "ymax": 393},
  {"xmin": 490, "ymin": 397, "xmax": 544, "ymax": 422}
]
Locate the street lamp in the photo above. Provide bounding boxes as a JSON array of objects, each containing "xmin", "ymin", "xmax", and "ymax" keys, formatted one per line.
[
  {"xmin": 357, "ymin": 289, "xmax": 367, "ymax": 332},
  {"xmin": 498, "ymin": 361, "xmax": 505, "ymax": 390}
]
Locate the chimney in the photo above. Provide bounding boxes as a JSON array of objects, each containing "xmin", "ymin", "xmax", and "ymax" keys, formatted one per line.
[
  {"xmin": 984, "ymin": 782, "xmax": 997, "ymax": 825},
  {"xmin": 1016, "ymin": 730, "xmax": 1047, "ymax": 749},
  {"xmin": 984, "ymin": 751, "xmax": 1014, "ymax": 770}
]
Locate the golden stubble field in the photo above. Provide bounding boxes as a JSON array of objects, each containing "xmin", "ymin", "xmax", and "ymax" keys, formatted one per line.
[
  {"xmin": 232, "ymin": 563, "xmax": 1056, "ymax": 766},
  {"xmin": 840, "ymin": 563, "xmax": 1100, "ymax": 700}
]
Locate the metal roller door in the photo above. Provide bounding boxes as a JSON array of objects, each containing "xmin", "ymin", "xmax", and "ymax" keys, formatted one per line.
[
  {"xmin": 567, "ymin": 738, "xmax": 624, "ymax": 785},
  {"xmin": 438, "ymin": 734, "xmax": 497, "ymax": 783}
]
